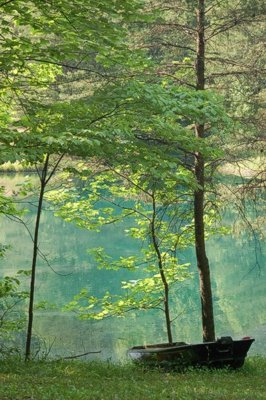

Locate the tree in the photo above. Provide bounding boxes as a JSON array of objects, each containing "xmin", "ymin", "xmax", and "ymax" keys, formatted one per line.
[
  {"xmin": 138, "ymin": 0, "xmax": 265, "ymax": 342},
  {"xmin": 193, "ymin": 0, "xmax": 215, "ymax": 342},
  {"xmin": 50, "ymin": 164, "xmax": 194, "ymax": 344},
  {"xmin": 47, "ymin": 79, "xmax": 228, "ymax": 344},
  {"xmin": 0, "ymin": 0, "xmax": 148, "ymax": 360},
  {"xmin": 193, "ymin": 0, "xmax": 265, "ymax": 341},
  {"xmin": 24, "ymin": 155, "xmax": 62, "ymax": 361}
]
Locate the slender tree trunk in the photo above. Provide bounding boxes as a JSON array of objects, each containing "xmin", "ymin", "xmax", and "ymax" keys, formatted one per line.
[
  {"xmin": 151, "ymin": 194, "xmax": 173, "ymax": 344},
  {"xmin": 194, "ymin": 0, "xmax": 215, "ymax": 342},
  {"xmin": 25, "ymin": 155, "xmax": 49, "ymax": 361}
]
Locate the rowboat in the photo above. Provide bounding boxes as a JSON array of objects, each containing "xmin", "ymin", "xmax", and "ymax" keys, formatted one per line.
[{"xmin": 128, "ymin": 336, "xmax": 254, "ymax": 369}]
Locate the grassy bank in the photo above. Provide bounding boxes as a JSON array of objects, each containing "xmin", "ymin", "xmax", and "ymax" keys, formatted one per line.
[{"xmin": 0, "ymin": 357, "xmax": 265, "ymax": 400}]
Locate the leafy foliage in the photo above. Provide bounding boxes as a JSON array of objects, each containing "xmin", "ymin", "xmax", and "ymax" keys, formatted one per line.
[
  {"xmin": 60, "ymin": 167, "xmax": 192, "ymax": 334},
  {"xmin": 0, "ymin": 272, "xmax": 29, "ymax": 356},
  {"xmin": 49, "ymin": 155, "xmax": 226, "ymax": 342}
]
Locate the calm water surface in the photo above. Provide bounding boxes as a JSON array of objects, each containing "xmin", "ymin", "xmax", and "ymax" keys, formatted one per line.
[{"xmin": 0, "ymin": 173, "xmax": 265, "ymax": 360}]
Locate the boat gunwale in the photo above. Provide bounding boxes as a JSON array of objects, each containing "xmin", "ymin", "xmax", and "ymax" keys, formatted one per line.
[{"xmin": 128, "ymin": 338, "xmax": 255, "ymax": 354}]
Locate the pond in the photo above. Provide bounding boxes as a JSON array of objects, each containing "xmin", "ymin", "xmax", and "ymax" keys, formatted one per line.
[{"xmin": 0, "ymin": 173, "xmax": 265, "ymax": 361}]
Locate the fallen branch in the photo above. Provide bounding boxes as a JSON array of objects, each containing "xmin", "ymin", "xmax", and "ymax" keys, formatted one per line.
[{"xmin": 55, "ymin": 350, "xmax": 101, "ymax": 361}]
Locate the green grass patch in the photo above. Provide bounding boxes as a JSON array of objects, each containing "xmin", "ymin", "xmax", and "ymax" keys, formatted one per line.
[{"xmin": 0, "ymin": 357, "xmax": 265, "ymax": 400}]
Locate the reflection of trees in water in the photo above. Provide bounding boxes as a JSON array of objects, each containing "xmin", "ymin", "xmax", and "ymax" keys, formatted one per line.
[
  {"xmin": 0, "ymin": 177, "xmax": 265, "ymax": 358},
  {"xmin": 32, "ymin": 286, "xmax": 203, "ymax": 360},
  {"xmin": 207, "ymin": 231, "xmax": 265, "ymax": 341},
  {"xmin": 0, "ymin": 173, "xmax": 39, "ymax": 196}
]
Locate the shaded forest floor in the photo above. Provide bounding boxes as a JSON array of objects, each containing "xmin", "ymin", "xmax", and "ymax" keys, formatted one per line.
[{"xmin": 0, "ymin": 357, "xmax": 265, "ymax": 400}]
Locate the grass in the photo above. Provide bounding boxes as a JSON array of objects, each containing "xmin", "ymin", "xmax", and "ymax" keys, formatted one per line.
[{"xmin": 0, "ymin": 357, "xmax": 265, "ymax": 400}]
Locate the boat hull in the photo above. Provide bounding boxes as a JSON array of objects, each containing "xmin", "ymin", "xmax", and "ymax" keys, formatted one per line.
[{"xmin": 128, "ymin": 337, "xmax": 254, "ymax": 369}]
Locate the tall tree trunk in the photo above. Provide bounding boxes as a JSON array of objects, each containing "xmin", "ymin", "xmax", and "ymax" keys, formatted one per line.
[
  {"xmin": 194, "ymin": 0, "xmax": 215, "ymax": 342},
  {"xmin": 25, "ymin": 155, "xmax": 49, "ymax": 361}
]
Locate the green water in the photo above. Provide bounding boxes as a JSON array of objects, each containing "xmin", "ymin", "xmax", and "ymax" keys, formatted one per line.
[{"xmin": 0, "ymin": 174, "xmax": 265, "ymax": 361}]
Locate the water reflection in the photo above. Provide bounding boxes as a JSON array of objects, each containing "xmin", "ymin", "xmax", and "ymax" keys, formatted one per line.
[{"xmin": 0, "ymin": 174, "xmax": 265, "ymax": 360}]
